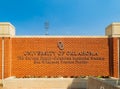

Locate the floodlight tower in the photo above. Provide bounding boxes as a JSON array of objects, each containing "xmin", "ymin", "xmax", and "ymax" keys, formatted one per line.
[{"xmin": 44, "ymin": 21, "xmax": 49, "ymax": 35}]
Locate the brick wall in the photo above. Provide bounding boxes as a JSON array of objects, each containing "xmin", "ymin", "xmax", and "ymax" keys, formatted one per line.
[
  {"xmin": 112, "ymin": 38, "xmax": 119, "ymax": 77},
  {"xmin": 0, "ymin": 37, "xmax": 119, "ymax": 78},
  {"xmin": 4, "ymin": 37, "xmax": 12, "ymax": 78}
]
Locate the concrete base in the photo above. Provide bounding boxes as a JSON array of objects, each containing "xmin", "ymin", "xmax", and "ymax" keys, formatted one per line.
[
  {"xmin": 3, "ymin": 77, "xmax": 87, "ymax": 89},
  {"xmin": 3, "ymin": 77, "xmax": 120, "ymax": 89},
  {"xmin": 87, "ymin": 77, "xmax": 120, "ymax": 89}
]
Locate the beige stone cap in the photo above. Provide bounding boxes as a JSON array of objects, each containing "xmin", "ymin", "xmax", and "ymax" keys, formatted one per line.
[
  {"xmin": 105, "ymin": 22, "xmax": 120, "ymax": 37},
  {"xmin": 9, "ymin": 35, "xmax": 108, "ymax": 38},
  {"xmin": 106, "ymin": 22, "xmax": 120, "ymax": 29},
  {"xmin": 0, "ymin": 22, "xmax": 15, "ymax": 29}
]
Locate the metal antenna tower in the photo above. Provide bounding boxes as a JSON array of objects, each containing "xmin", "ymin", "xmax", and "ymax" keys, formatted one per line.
[{"xmin": 44, "ymin": 21, "xmax": 49, "ymax": 35}]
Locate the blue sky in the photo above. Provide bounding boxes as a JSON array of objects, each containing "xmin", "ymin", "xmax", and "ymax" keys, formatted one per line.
[{"xmin": 0, "ymin": 0, "xmax": 120, "ymax": 35}]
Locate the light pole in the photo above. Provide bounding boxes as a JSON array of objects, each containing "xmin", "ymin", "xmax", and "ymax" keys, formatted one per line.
[{"xmin": 44, "ymin": 21, "xmax": 49, "ymax": 35}]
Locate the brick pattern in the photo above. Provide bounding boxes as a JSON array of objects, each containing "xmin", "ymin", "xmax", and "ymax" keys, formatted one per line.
[
  {"xmin": 112, "ymin": 38, "xmax": 119, "ymax": 77},
  {"xmin": 4, "ymin": 37, "xmax": 12, "ymax": 78},
  {"xmin": 0, "ymin": 37, "xmax": 119, "ymax": 78},
  {"xmin": 108, "ymin": 38, "xmax": 113, "ymax": 76},
  {"xmin": 11, "ymin": 38, "xmax": 110, "ymax": 77}
]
